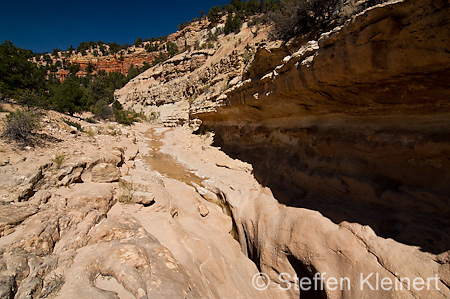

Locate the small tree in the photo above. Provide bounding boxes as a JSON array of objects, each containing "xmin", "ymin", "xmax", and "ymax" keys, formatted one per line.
[
  {"xmin": 166, "ymin": 42, "xmax": 178, "ymax": 58},
  {"xmin": 244, "ymin": 0, "xmax": 261, "ymax": 15},
  {"xmin": 92, "ymin": 99, "xmax": 113, "ymax": 119},
  {"xmin": 269, "ymin": 0, "xmax": 341, "ymax": 41},
  {"xmin": 68, "ymin": 64, "xmax": 80, "ymax": 75},
  {"xmin": 0, "ymin": 41, "xmax": 47, "ymax": 99},
  {"xmin": 134, "ymin": 37, "xmax": 143, "ymax": 47},
  {"xmin": 231, "ymin": 0, "xmax": 244, "ymax": 10},
  {"xmin": 49, "ymin": 64, "xmax": 58, "ymax": 73},
  {"xmin": 52, "ymin": 79, "xmax": 86, "ymax": 115},
  {"xmin": 17, "ymin": 89, "xmax": 42, "ymax": 108},
  {"xmin": 86, "ymin": 62, "xmax": 95, "ymax": 74},
  {"xmin": 208, "ymin": 6, "xmax": 221, "ymax": 24},
  {"xmin": 224, "ymin": 14, "xmax": 242, "ymax": 34},
  {"xmin": 112, "ymin": 100, "xmax": 123, "ymax": 111}
]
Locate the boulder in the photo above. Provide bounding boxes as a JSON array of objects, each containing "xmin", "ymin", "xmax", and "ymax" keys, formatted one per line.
[
  {"xmin": 198, "ymin": 204, "xmax": 209, "ymax": 217},
  {"xmin": 91, "ymin": 163, "xmax": 121, "ymax": 183},
  {"xmin": 131, "ymin": 191, "xmax": 155, "ymax": 206}
]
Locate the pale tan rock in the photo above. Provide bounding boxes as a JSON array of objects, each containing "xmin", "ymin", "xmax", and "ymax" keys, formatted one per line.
[
  {"xmin": 159, "ymin": 122, "xmax": 450, "ymax": 299},
  {"xmin": 56, "ymin": 162, "xmax": 86, "ymax": 186},
  {"xmin": 89, "ymin": 149, "xmax": 124, "ymax": 168},
  {"xmin": 68, "ymin": 126, "xmax": 77, "ymax": 134},
  {"xmin": 196, "ymin": 186, "xmax": 219, "ymax": 204},
  {"xmin": 170, "ymin": 207, "xmax": 178, "ymax": 218},
  {"xmin": 17, "ymin": 183, "xmax": 34, "ymax": 202},
  {"xmin": 198, "ymin": 204, "xmax": 209, "ymax": 217},
  {"xmin": 56, "ymin": 215, "xmax": 207, "ymax": 299},
  {"xmin": 91, "ymin": 163, "xmax": 121, "ymax": 183},
  {"xmin": 63, "ymin": 182, "xmax": 114, "ymax": 212},
  {"xmin": 115, "ymin": 21, "xmax": 271, "ymax": 127},
  {"xmin": 119, "ymin": 175, "xmax": 153, "ymax": 192},
  {"xmin": 131, "ymin": 191, "xmax": 155, "ymax": 206},
  {"xmin": 0, "ymin": 204, "xmax": 38, "ymax": 236},
  {"xmin": 193, "ymin": 4, "xmax": 450, "ymax": 297}
]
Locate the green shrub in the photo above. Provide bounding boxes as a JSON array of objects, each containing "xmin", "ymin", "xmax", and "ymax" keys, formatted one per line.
[
  {"xmin": 268, "ymin": 0, "xmax": 336, "ymax": 40},
  {"xmin": 207, "ymin": 6, "xmax": 222, "ymax": 24},
  {"xmin": 52, "ymin": 152, "xmax": 66, "ymax": 168},
  {"xmin": 85, "ymin": 117, "xmax": 97, "ymax": 124},
  {"xmin": 17, "ymin": 89, "xmax": 47, "ymax": 108},
  {"xmin": 51, "ymin": 79, "xmax": 86, "ymax": 116},
  {"xmin": 112, "ymin": 100, "xmax": 123, "ymax": 111},
  {"xmin": 114, "ymin": 110, "xmax": 136, "ymax": 125},
  {"xmin": 114, "ymin": 109, "xmax": 147, "ymax": 125},
  {"xmin": 152, "ymin": 54, "xmax": 168, "ymax": 66},
  {"xmin": 1, "ymin": 110, "xmax": 41, "ymax": 146},
  {"xmin": 224, "ymin": 13, "xmax": 242, "ymax": 34},
  {"xmin": 166, "ymin": 42, "xmax": 179, "ymax": 58},
  {"xmin": 85, "ymin": 127, "xmax": 96, "ymax": 137},
  {"xmin": 148, "ymin": 111, "xmax": 160, "ymax": 122},
  {"xmin": 242, "ymin": 50, "xmax": 254, "ymax": 64},
  {"xmin": 268, "ymin": 0, "xmax": 383, "ymax": 41},
  {"xmin": 118, "ymin": 179, "xmax": 135, "ymax": 203},
  {"xmin": 91, "ymin": 99, "xmax": 113, "ymax": 120},
  {"xmin": 194, "ymin": 40, "xmax": 201, "ymax": 50},
  {"xmin": 0, "ymin": 41, "xmax": 47, "ymax": 99}
]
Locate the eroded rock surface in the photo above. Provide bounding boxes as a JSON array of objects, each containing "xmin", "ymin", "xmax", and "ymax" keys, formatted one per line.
[
  {"xmin": 0, "ymin": 112, "xmax": 275, "ymax": 299},
  {"xmin": 187, "ymin": 0, "xmax": 450, "ymax": 298},
  {"xmin": 157, "ymin": 125, "xmax": 450, "ymax": 299},
  {"xmin": 115, "ymin": 23, "xmax": 271, "ymax": 127},
  {"xmin": 2, "ymin": 0, "xmax": 450, "ymax": 298}
]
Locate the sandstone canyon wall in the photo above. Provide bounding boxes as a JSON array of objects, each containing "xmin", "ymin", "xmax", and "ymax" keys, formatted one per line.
[
  {"xmin": 192, "ymin": 0, "xmax": 450, "ymax": 297},
  {"xmin": 69, "ymin": 53, "xmax": 156, "ymax": 75},
  {"xmin": 197, "ymin": 0, "xmax": 450, "ymax": 250},
  {"xmin": 112, "ymin": 0, "xmax": 450, "ymax": 297},
  {"xmin": 115, "ymin": 23, "xmax": 271, "ymax": 126}
]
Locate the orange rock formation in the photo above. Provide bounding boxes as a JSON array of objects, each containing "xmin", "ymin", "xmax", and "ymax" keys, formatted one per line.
[{"xmin": 67, "ymin": 53, "xmax": 157, "ymax": 79}]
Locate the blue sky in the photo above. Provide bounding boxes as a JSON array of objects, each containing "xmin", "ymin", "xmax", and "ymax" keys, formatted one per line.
[{"xmin": 0, "ymin": 0, "xmax": 230, "ymax": 53}]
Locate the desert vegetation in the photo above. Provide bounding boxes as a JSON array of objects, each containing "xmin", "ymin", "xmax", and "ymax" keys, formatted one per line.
[
  {"xmin": 0, "ymin": 0, "xmax": 390, "ymax": 140},
  {"xmin": 269, "ymin": 0, "xmax": 390, "ymax": 40},
  {"xmin": 0, "ymin": 40, "xmax": 151, "ymax": 129},
  {"xmin": 1, "ymin": 110, "xmax": 42, "ymax": 146}
]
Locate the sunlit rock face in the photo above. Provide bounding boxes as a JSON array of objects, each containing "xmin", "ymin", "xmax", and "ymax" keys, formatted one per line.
[
  {"xmin": 115, "ymin": 21, "xmax": 272, "ymax": 127},
  {"xmin": 194, "ymin": 0, "xmax": 450, "ymax": 298}
]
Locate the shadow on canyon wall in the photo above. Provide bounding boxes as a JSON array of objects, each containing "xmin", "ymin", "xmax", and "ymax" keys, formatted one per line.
[{"xmin": 212, "ymin": 126, "xmax": 450, "ymax": 255}]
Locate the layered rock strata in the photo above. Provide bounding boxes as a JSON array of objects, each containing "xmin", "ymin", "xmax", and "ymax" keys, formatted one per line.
[
  {"xmin": 193, "ymin": 0, "xmax": 450, "ymax": 297},
  {"xmin": 115, "ymin": 23, "xmax": 271, "ymax": 126}
]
